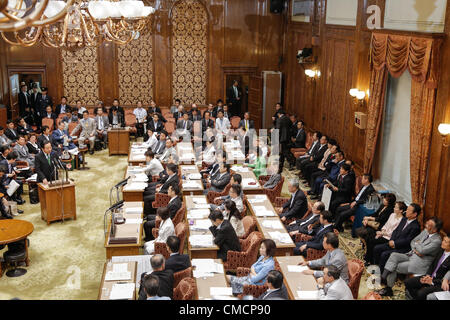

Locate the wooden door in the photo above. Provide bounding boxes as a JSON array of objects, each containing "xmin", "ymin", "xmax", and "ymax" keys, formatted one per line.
[
  {"xmin": 9, "ymin": 74, "xmax": 19, "ymax": 120},
  {"xmin": 248, "ymin": 75, "xmax": 263, "ymax": 130}
]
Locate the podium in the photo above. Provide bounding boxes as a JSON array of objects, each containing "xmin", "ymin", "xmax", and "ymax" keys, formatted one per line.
[
  {"xmin": 108, "ymin": 128, "xmax": 130, "ymax": 155},
  {"xmin": 38, "ymin": 181, "xmax": 77, "ymax": 225}
]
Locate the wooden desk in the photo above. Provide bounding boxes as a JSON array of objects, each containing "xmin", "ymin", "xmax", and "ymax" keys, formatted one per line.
[
  {"xmin": 176, "ymin": 142, "xmax": 196, "ymax": 164},
  {"xmin": 38, "ymin": 181, "xmax": 77, "ymax": 225},
  {"xmin": 276, "ymin": 256, "xmax": 318, "ymax": 300},
  {"xmin": 185, "ymin": 195, "xmax": 219, "ymax": 259},
  {"xmin": 231, "ymin": 166, "xmax": 263, "ymax": 194},
  {"xmin": 194, "ymin": 259, "xmax": 229, "ymax": 300},
  {"xmin": 223, "ymin": 141, "xmax": 246, "ymax": 164},
  {"xmin": 246, "ymin": 194, "xmax": 295, "ymax": 256},
  {"xmin": 180, "ymin": 165, "xmax": 204, "ymax": 196},
  {"xmin": 108, "ymin": 128, "xmax": 130, "ymax": 155},
  {"xmin": 122, "ymin": 166, "xmax": 146, "ymax": 202},
  {"xmin": 98, "ymin": 261, "xmax": 137, "ymax": 300},
  {"xmin": 128, "ymin": 142, "xmax": 147, "ymax": 166},
  {"xmin": 104, "ymin": 202, "xmax": 143, "ymax": 259},
  {"xmin": 0, "ymin": 219, "xmax": 34, "ymax": 277}
]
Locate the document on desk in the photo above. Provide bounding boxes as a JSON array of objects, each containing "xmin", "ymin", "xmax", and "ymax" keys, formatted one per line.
[
  {"xmin": 193, "ymin": 197, "xmax": 207, "ymax": 204},
  {"xmin": 434, "ymin": 291, "xmax": 450, "ymax": 300},
  {"xmin": 182, "ymin": 165, "xmax": 197, "ymax": 170},
  {"xmin": 268, "ymin": 231, "xmax": 293, "ymax": 244},
  {"xmin": 287, "ymin": 265, "xmax": 309, "ymax": 273},
  {"xmin": 297, "ymin": 290, "xmax": 319, "ymax": 300},
  {"xmin": 123, "ymin": 182, "xmax": 147, "ymax": 191},
  {"xmin": 231, "ymin": 166, "xmax": 249, "ymax": 173},
  {"xmin": 189, "ymin": 235, "xmax": 214, "ymax": 247},
  {"xmin": 105, "ymin": 271, "xmax": 132, "ymax": 281},
  {"xmin": 210, "ymin": 287, "xmax": 233, "ymax": 296},
  {"xmin": 125, "ymin": 207, "xmax": 142, "ymax": 215},
  {"xmin": 125, "ymin": 218, "xmax": 143, "ymax": 225},
  {"xmin": 133, "ymin": 173, "xmax": 149, "ymax": 182},
  {"xmin": 262, "ymin": 220, "xmax": 284, "ymax": 230},
  {"xmin": 192, "ymin": 219, "xmax": 212, "ymax": 231},
  {"xmin": 26, "ymin": 173, "xmax": 37, "ymax": 182},
  {"xmin": 109, "ymin": 282, "xmax": 135, "ymax": 300},
  {"xmin": 253, "ymin": 206, "xmax": 275, "ymax": 217},
  {"xmin": 187, "ymin": 209, "xmax": 211, "ymax": 219},
  {"xmin": 111, "ymin": 255, "xmax": 153, "ymax": 288},
  {"xmin": 183, "ymin": 181, "xmax": 201, "ymax": 189},
  {"xmin": 188, "ymin": 173, "xmax": 202, "ymax": 180}
]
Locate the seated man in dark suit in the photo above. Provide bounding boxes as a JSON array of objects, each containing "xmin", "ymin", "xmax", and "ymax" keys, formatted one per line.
[
  {"xmin": 298, "ymin": 135, "xmax": 328, "ymax": 174},
  {"xmin": 165, "ymin": 236, "xmax": 191, "ymax": 273},
  {"xmin": 287, "ymin": 201, "xmax": 325, "ymax": 237},
  {"xmin": 325, "ymin": 163, "xmax": 355, "ymax": 215},
  {"xmin": 257, "ymin": 270, "xmax": 289, "ymax": 300},
  {"xmin": 4, "ymin": 120, "xmax": 19, "ymax": 143},
  {"xmin": 289, "ymin": 120, "xmax": 306, "ymax": 149},
  {"xmin": 293, "ymin": 210, "xmax": 334, "ymax": 256},
  {"xmin": 373, "ymin": 203, "xmax": 422, "ymax": 273},
  {"xmin": 238, "ymin": 112, "xmax": 255, "ymax": 131},
  {"xmin": 309, "ymin": 151, "xmax": 345, "ymax": 198},
  {"xmin": 205, "ymin": 163, "xmax": 231, "ymax": 194},
  {"xmin": 404, "ymin": 233, "xmax": 450, "ymax": 300},
  {"xmin": 208, "ymin": 210, "xmax": 241, "ymax": 262},
  {"xmin": 275, "ymin": 178, "xmax": 308, "ymax": 223},
  {"xmin": 147, "ymin": 113, "xmax": 164, "ymax": 134},
  {"xmin": 333, "ymin": 173, "xmax": 376, "ymax": 232},
  {"xmin": 142, "ymin": 274, "xmax": 171, "ymax": 300},
  {"xmin": 41, "ymin": 105, "xmax": 57, "ymax": 130},
  {"xmin": 138, "ymin": 254, "xmax": 174, "ymax": 300}
]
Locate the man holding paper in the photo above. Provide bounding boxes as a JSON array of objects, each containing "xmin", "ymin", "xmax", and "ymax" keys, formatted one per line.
[{"xmin": 35, "ymin": 141, "xmax": 71, "ymax": 185}]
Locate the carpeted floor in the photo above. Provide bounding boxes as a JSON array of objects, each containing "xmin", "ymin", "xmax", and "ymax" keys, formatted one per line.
[{"xmin": 0, "ymin": 148, "xmax": 128, "ymax": 300}]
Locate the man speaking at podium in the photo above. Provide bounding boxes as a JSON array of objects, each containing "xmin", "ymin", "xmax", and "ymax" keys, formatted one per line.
[{"xmin": 35, "ymin": 141, "xmax": 71, "ymax": 185}]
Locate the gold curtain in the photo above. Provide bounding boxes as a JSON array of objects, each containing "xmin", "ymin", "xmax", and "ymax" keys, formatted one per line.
[{"xmin": 364, "ymin": 33, "xmax": 442, "ymax": 207}]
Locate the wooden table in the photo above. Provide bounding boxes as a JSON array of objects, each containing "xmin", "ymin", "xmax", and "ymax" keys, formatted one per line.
[
  {"xmin": 38, "ymin": 181, "xmax": 77, "ymax": 225},
  {"xmin": 185, "ymin": 195, "xmax": 219, "ymax": 259},
  {"xmin": 122, "ymin": 166, "xmax": 146, "ymax": 202},
  {"xmin": 128, "ymin": 142, "xmax": 147, "ymax": 166},
  {"xmin": 108, "ymin": 128, "xmax": 130, "ymax": 155},
  {"xmin": 0, "ymin": 219, "xmax": 34, "ymax": 277},
  {"xmin": 176, "ymin": 142, "xmax": 196, "ymax": 164},
  {"xmin": 246, "ymin": 194, "xmax": 295, "ymax": 256},
  {"xmin": 231, "ymin": 165, "xmax": 263, "ymax": 194},
  {"xmin": 194, "ymin": 259, "xmax": 229, "ymax": 300},
  {"xmin": 104, "ymin": 202, "xmax": 143, "ymax": 259},
  {"xmin": 180, "ymin": 165, "xmax": 204, "ymax": 195},
  {"xmin": 223, "ymin": 140, "xmax": 246, "ymax": 164},
  {"xmin": 98, "ymin": 261, "xmax": 137, "ymax": 300},
  {"xmin": 276, "ymin": 256, "xmax": 318, "ymax": 300}
]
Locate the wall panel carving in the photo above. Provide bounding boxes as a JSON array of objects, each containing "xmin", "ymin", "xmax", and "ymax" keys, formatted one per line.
[
  {"xmin": 61, "ymin": 47, "xmax": 99, "ymax": 105},
  {"xmin": 171, "ymin": 0, "xmax": 208, "ymax": 105},
  {"xmin": 117, "ymin": 32, "xmax": 154, "ymax": 106}
]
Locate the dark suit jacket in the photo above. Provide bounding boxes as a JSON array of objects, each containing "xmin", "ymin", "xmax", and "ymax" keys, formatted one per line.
[
  {"xmin": 201, "ymin": 119, "xmax": 215, "ymax": 132},
  {"xmin": 173, "ymin": 111, "xmax": 184, "ymax": 121},
  {"xmin": 275, "ymin": 115, "xmax": 292, "ymax": 143},
  {"xmin": 167, "ymin": 196, "xmax": 182, "ymax": 219},
  {"xmin": 148, "ymin": 106, "xmax": 162, "ymax": 115},
  {"xmin": 209, "ymin": 220, "xmax": 241, "ymax": 262},
  {"xmin": 390, "ymin": 218, "xmax": 421, "ymax": 252},
  {"xmin": 165, "ymin": 253, "xmax": 191, "ymax": 273},
  {"xmin": 159, "ymin": 174, "xmax": 180, "ymax": 194},
  {"xmin": 331, "ymin": 173, "xmax": 356, "ymax": 203},
  {"xmin": 55, "ymin": 104, "xmax": 71, "ymax": 116},
  {"xmin": 108, "ymin": 112, "xmax": 125, "ymax": 127},
  {"xmin": 34, "ymin": 151, "xmax": 60, "ymax": 182},
  {"xmin": 176, "ymin": 119, "xmax": 193, "ymax": 132},
  {"xmin": 26, "ymin": 142, "xmax": 40, "ymax": 155},
  {"xmin": 30, "ymin": 91, "xmax": 41, "ymax": 113},
  {"xmin": 37, "ymin": 95, "xmax": 53, "ymax": 115},
  {"xmin": 354, "ymin": 184, "xmax": 376, "ymax": 206},
  {"xmin": 147, "ymin": 120, "xmax": 164, "ymax": 133},
  {"xmin": 306, "ymin": 224, "xmax": 334, "ymax": 250},
  {"xmin": 238, "ymin": 119, "xmax": 255, "ymax": 130},
  {"xmin": 138, "ymin": 269, "xmax": 174, "ymax": 300},
  {"xmin": 227, "ymin": 86, "xmax": 242, "ymax": 105},
  {"xmin": 281, "ymin": 190, "xmax": 308, "ymax": 219},
  {"xmin": 292, "ymin": 128, "xmax": 306, "ymax": 148},
  {"xmin": 37, "ymin": 134, "xmax": 52, "ymax": 149},
  {"xmin": 4, "ymin": 128, "xmax": 19, "ymax": 142},
  {"xmin": 257, "ymin": 285, "xmax": 289, "ymax": 300},
  {"xmin": 291, "ymin": 213, "xmax": 320, "ymax": 234},
  {"xmin": 17, "ymin": 124, "xmax": 34, "ymax": 136},
  {"xmin": 428, "ymin": 249, "xmax": 450, "ymax": 284},
  {"xmin": 18, "ymin": 92, "xmax": 31, "ymax": 116},
  {"xmin": 210, "ymin": 172, "xmax": 231, "ymax": 192},
  {"xmin": 312, "ymin": 144, "xmax": 327, "ymax": 163},
  {"xmin": 373, "ymin": 204, "xmax": 395, "ymax": 229}
]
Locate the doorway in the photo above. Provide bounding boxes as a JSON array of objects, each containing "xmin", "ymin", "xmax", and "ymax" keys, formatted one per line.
[{"xmin": 225, "ymin": 74, "xmax": 249, "ymax": 117}]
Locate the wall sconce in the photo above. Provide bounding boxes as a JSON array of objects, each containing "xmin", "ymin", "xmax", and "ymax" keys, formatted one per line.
[
  {"xmin": 349, "ymin": 88, "xmax": 367, "ymax": 106},
  {"xmin": 305, "ymin": 69, "xmax": 320, "ymax": 82},
  {"xmin": 438, "ymin": 123, "xmax": 450, "ymax": 147}
]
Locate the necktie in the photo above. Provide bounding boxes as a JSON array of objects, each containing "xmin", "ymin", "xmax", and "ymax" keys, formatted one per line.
[
  {"xmin": 432, "ymin": 253, "xmax": 447, "ymax": 278},
  {"xmin": 25, "ymin": 93, "xmax": 28, "ymax": 104},
  {"xmin": 183, "ymin": 120, "xmax": 186, "ymax": 130},
  {"xmin": 402, "ymin": 220, "xmax": 410, "ymax": 231},
  {"xmin": 245, "ymin": 120, "xmax": 248, "ymax": 130},
  {"xmin": 290, "ymin": 191, "xmax": 296, "ymax": 208},
  {"xmin": 47, "ymin": 154, "xmax": 51, "ymax": 166}
]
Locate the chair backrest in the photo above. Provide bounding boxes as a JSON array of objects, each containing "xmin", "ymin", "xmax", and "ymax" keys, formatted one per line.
[
  {"xmin": 175, "ymin": 222, "xmax": 187, "ymax": 255},
  {"xmin": 42, "ymin": 118, "xmax": 54, "ymax": 130},
  {"xmin": 153, "ymin": 193, "xmax": 171, "ymax": 208},
  {"xmin": 165, "ymin": 121, "xmax": 175, "ymax": 134},
  {"xmin": 241, "ymin": 231, "xmax": 263, "ymax": 259},
  {"xmin": 173, "ymin": 277, "xmax": 196, "ymax": 300},
  {"xmin": 125, "ymin": 114, "xmax": 136, "ymax": 126},
  {"xmin": 230, "ymin": 116, "xmax": 241, "ymax": 129},
  {"xmin": 305, "ymin": 132, "xmax": 313, "ymax": 149},
  {"xmin": 68, "ymin": 122, "xmax": 79, "ymax": 135},
  {"xmin": 173, "ymin": 267, "xmax": 193, "ymax": 288},
  {"xmin": 347, "ymin": 259, "xmax": 364, "ymax": 299},
  {"xmin": 354, "ymin": 175, "xmax": 363, "ymax": 197},
  {"xmin": 241, "ymin": 216, "xmax": 257, "ymax": 239},
  {"xmin": 172, "ymin": 206, "xmax": 185, "ymax": 226}
]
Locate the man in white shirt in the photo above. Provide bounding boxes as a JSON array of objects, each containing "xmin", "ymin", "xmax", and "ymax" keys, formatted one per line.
[
  {"xmin": 156, "ymin": 139, "xmax": 178, "ymax": 164},
  {"xmin": 133, "ymin": 101, "xmax": 147, "ymax": 137},
  {"xmin": 143, "ymin": 150, "xmax": 164, "ymax": 177},
  {"xmin": 215, "ymin": 110, "xmax": 231, "ymax": 137},
  {"xmin": 317, "ymin": 265, "xmax": 353, "ymax": 300}
]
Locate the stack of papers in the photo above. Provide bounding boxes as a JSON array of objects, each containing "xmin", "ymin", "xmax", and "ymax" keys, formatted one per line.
[
  {"xmin": 210, "ymin": 287, "xmax": 233, "ymax": 297},
  {"xmin": 262, "ymin": 220, "xmax": 284, "ymax": 230},
  {"xmin": 191, "ymin": 219, "xmax": 212, "ymax": 231},
  {"xmin": 231, "ymin": 151, "xmax": 245, "ymax": 158},
  {"xmin": 193, "ymin": 197, "xmax": 207, "ymax": 204},
  {"xmin": 105, "ymin": 271, "xmax": 131, "ymax": 281},
  {"xmin": 180, "ymin": 153, "xmax": 195, "ymax": 160},
  {"xmin": 111, "ymin": 255, "xmax": 153, "ymax": 288},
  {"xmin": 231, "ymin": 166, "xmax": 249, "ymax": 173},
  {"xmin": 125, "ymin": 207, "xmax": 142, "ymax": 215},
  {"xmin": 287, "ymin": 265, "xmax": 309, "ymax": 273},
  {"xmin": 183, "ymin": 181, "xmax": 201, "ymax": 189},
  {"xmin": 253, "ymin": 206, "xmax": 275, "ymax": 217},
  {"xmin": 182, "ymin": 165, "xmax": 197, "ymax": 170},
  {"xmin": 191, "ymin": 259, "xmax": 223, "ymax": 277},
  {"xmin": 133, "ymin": 173, "xmax": 149, "ymax": 182},
  {"xmin": 123, "ymin": 182, "xmax": 147, "ymax": 191},
  {"xmin": 297, "ymin": 290, "xmax": 319, "ymax": 300},
  {"xmin": 26, "ymin": 173, "xmax": 38, "ymax": 182},
  {"xmin": 188, "ymin": 173, "xmax": 202, "ymax": 180},
  {"xmin": 125, "ymin": 218, "xmax": 143, "ymax": 225},
  {"xmin": 109, "ymin": 282, "xmax": 135, "ymax": 300},
  {"xmin": 189, "ymin": 235, "xmax": 214, "ymax": 247},
  {"xmin": 268, "ymin": 231, "xmax": 293, "ymax": 244},
  {"xmin": 187, "ymin": 209, "xmax": 211, "ymax": 219}
]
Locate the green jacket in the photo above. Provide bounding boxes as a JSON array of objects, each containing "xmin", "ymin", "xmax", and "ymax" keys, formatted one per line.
[{"xmin": 247, "ymin": 156, "xmax": 267, "ymax": 178}]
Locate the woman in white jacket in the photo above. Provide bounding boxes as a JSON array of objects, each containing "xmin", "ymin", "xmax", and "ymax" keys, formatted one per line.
[{"xmin": 144, "ymin": 207, "xmax": 175, "ymax": 255}]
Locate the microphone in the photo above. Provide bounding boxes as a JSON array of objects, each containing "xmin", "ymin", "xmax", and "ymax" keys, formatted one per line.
[
  {"xmin": 114, "ymin": 176, "xmax": 130, "ymax": 188},
  {"xmin": 106, "ymin": 200, "xmax": 124, "ymax": 212}
]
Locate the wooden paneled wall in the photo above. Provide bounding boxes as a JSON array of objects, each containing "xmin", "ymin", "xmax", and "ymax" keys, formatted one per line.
[
  {"xmin": 281, "ymin": 0, "xmax": 450, "ymax": 231},
  {"xmin": 0, "ymin": 0, "xmax": 283, "ymax": 109}
]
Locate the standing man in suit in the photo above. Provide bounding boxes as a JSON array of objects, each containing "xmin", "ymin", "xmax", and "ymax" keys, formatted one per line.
[
  {"xmin": 374, "ymin": 203, "xmax": 422, "ymax": 272},
  {"xmin": 317, "ymin": 265, "xmax": 354, "ymax": 300},
  {"xmin": 257, "ymin": 271, "xmax": 289, "ymax": 300},
  {"xmin": 133, "ymin": 101, "xmax": 147, "ymax": 138},
  {"xmin": 34, "ymin": 141, "xmax": 71, "ymax": 184},
  {"xmin": 227, "ymin": 80, "xmax": 242, "ymax": 117},
  {"xmin": 404, "ymin": 233, "xmax": 450, "ymax": 300},
  {"xmin": 18, "ymin": 84, "xmax": 31, "ymax": 117},
  {"xmin": 300, "ymin": 232, "xmax": 349, "ymax": 283},
  {"xmin": 288, "ymin": 201, "xmax": 324, "ymax": 237},
  {"xmin": 276, "ymin": 178, "xmax": 308, "ymax": 223},
  {"xmin": 271, "ymin": 103, "xmax": 283, "ymax": 128},
  {"xmin": 325, "ymin": 163, "xmax": 356, "ymax": 215},
  {"xmin": 55, "ymin": 96, "xmax": 71, "ymax": 116},
  {"xmin": 29, "ymin": 83, "xmax": 41, "ymax": 126},
  {"xmin": 238, "ymin": 112, "xmax": 255, "ymax": 131},
  {"xmin": 275, "ymin": 111, "xmax": 294, "ymax": 173},
  {"xmin": 94, "ymin": 106, "xmax": 109, "ymax": 149},
  {"xmin": 377, "ymin": 217, "xmax": 443, "ymax": 297},
  {"xmin": 71, "ymin": 110, "xmax": 96, "ymax": 154},
  {"xmin": 294, "ymin": 210, "xmax": 334, "ymax": 256},
  {"xmin": 138, "ymin": 254, "xmax": 174, "ymax": 300},
  {"xmin": 111, "ymin": 99, "xmax": 125, "ymax": 120},
  {"xmin": 208, "ymin": 210, "xmax": 241, "ymax": 262},
  {"xmin": 165, "ymin": 236, "xmax": 191, "ymax": 273},
  {"xmin": 333, "ymin": 173, "xmax": 376, "ymax": 232},
  {"xmin": 36, "ymin": 87, "xmax": 53, "ymax": 127}
]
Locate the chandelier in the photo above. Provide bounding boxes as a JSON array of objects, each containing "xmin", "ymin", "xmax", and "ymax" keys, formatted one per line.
[{"xmin": 1, "ymin": 0, "xmax": 156, "ymax": 49}]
